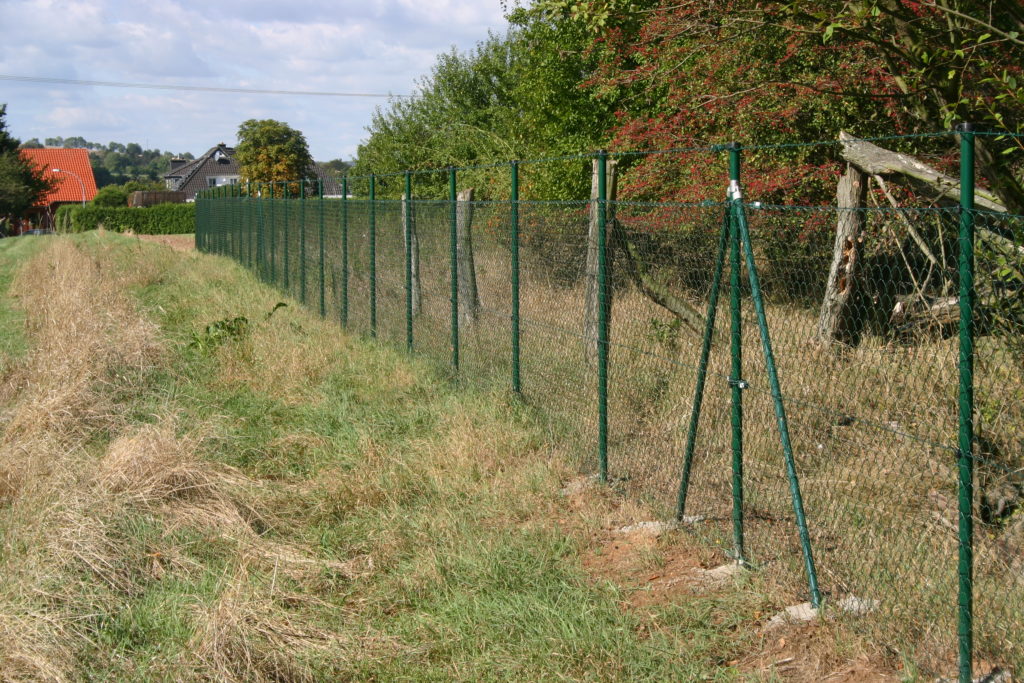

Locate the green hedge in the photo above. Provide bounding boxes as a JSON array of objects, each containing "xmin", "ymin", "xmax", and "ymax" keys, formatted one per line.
[{"xmin": 55, "ymin": 203, "xmax": 195, "ymax": 235}]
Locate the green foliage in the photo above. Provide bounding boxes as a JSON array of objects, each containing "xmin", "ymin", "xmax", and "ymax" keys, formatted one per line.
[
  {"xmin": 188, "ymin": 303, "xmax": 287, "ymax": 353},
  {"xmin": 355, "ymin": 15, "xmax": 614, "ymax": 200},
  {"xmin": 188, "ymin": 315, "xmax": 250, "ymax": 352},
  {"xmin": 55, "ymin": 203, "xmax": 195, "ymax": 235},
  {"xmin": 320, "ymin": 158, "xmax": 352, "ymax": 174},
  {"xmin": 0, "ymin": 104, "xmax": 54, "ymax": 219},
  {"xmin": 91, "ymin": 185, "xmax": 130, "ymax": 207},
  {"xmin": 42, "ymin": 135, "xmax": 194, "ymax": 188},
  {"xmin": 91, "ymin": 180, "xmax": 166, "ymax": 207},
  {"xmin": 235, "ymin": 119, "xmax": 315, "ymax": 192},
  {"xmin": 786, "ymin": 0, "xmax": 1024, "ymax": 211}
]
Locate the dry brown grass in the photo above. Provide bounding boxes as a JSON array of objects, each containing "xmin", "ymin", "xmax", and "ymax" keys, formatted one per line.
[
  {"xmin": 365, "ymin": 234, "xmax": 1023, "ymax": 674},
  {"xmin": 0, "ymin": 238, "xmax": 352, "ymax": 680}
]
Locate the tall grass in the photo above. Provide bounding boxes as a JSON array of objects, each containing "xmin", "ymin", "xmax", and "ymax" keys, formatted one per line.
[
  {"xmin": 227, "ymin": 197, "xmax": 1024, "ymax": 676},
  {"xmin": 0, "ymin": 233, "xmax": 795, "ymax": 680}
]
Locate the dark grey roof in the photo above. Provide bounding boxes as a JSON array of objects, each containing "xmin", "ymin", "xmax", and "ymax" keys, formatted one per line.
[
  {"xmin": 310, "ymin": 163, "xmax": 344, "ymax": 196},
  {"xmin": 164, "ymin": 144, "xmax": 344, "ymax": 198},
  {"xmin": 164, "ymin": 143, "xmax": 239, "ymax": 199}
]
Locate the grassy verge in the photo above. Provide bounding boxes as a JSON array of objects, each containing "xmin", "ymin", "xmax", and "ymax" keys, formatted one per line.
[
  {"xmin": 0, "ymin": 233, "xmax": 790, "ymax": 680},
  {"xmin": 0, "ymin": 236, "xmax": 47, "ymax": 361}
]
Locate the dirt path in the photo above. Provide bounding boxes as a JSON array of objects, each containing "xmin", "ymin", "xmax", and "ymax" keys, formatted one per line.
[{"xmin": 135, "ymin": 234, "xmax": 194, "ymax": 251}]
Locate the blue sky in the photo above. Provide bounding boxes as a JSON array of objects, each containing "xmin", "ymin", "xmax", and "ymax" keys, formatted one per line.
[{"xmin": 0, "ymin": 0, "xmax": 509, "ymax": 160}]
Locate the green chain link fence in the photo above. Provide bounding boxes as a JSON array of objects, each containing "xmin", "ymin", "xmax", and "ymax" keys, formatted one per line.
[{"xmin": 196, "ymin": 129, "xmax": 1024, "ymax": 682}]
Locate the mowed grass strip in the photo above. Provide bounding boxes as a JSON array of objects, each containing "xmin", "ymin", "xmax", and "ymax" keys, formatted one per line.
[{"xmin": 0, "ymin": 233, "xmax": 763, "ymax": 681}]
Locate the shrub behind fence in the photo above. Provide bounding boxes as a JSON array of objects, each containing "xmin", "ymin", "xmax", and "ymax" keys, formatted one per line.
[{"xmin": 55, "ymin": 203, "xmax": 195, "ymax": 234}]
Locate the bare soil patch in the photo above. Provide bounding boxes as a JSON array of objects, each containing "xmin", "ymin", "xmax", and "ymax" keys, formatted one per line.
[
  {"xmin": 135, "ymin": 233, "xmax": 195, "ymax": 251},
  {"xmin": 564, "ymin": 477, "xmax": 903, "ymax": 681}
]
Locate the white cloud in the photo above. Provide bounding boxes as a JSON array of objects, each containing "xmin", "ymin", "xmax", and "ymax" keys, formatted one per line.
[
  {"xmin": 0, "ymin": 0, "xmax": 509, "ymax": 160},
  {"xmin": 45, "ymin": 105, "xmax": 128, "ymax": 129}
]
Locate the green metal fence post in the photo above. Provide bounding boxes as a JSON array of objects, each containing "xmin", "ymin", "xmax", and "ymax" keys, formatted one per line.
[
  {"xmin": 956, "ymin": 122, "xmax": 977, "ymax": 683},
  {"xmin": 735, "ymin": 186, "xmax": 822, "ymax": 608},
  {"xmin": 405, "ymin": 171, "xmax": 414, "ymax": 353},
  {"xmin": 284, "ymin": 182, "xmax": 290, "ymax": 291},
  {"xmin": 370, "ymin": 174, "xmax": 377, "ymax": 339},
  {"xmin": 247, "ymin": 181, "xmax": 253, "ymax": 268},
  {"xmin": 270, "ymin": 182, "xmax": 277, "ymax": 283},
  {"xmin": 218, "ymin": 185, "xmax": 224, "ymax": 255},
  {"xmin": 300, "ymin": 178, "xmax": 307, "ymax": 305},
  {"xmin": 200, "ymin": 189, "xmax": 204, "ymax": 250},
  {"xmin": 256, "ymin": 182, "xmax": 264, "ymax": 279},
  {"xmin": 230, "ymin": 183, "xmax": 235, "ymax": 259},
  {"xmin": 676, "ymin": 201, "xmax": 731, "ymax": 520},
  {"xmin": 237, "ymin": 183, "xmax": 242, "ymax": 260},
  {"xmin": 318, "ymin": 179, "xmax": 326, "ymax": 318},
  {"xmin": 210, "ymin": 186, "xmax": 215, "ymax": 253},
  {"xmin": 341, "ymin": 177, "xmax": 349, "ymax": 328},
  {"xmin": 449, "ymin": 167, "xmax": 459, "ymax": 371},
  {"xmin": 728, "ymin": 142, "xmax": 746, "ymax": 564},
  {"xmin": 510, "ymin": 160, "xmax": 521, "ymax": 394},
  {"xmin": 597, "ymin": 149, "xmax": 609, "ymax": 483},
  {"xmin": 196, "ymin": 192, "xmax": 202, "ymax": 251}
]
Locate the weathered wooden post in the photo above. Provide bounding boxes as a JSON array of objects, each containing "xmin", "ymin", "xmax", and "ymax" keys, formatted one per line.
[{"xmin": 456, "ymin": 187, "xmax": 479, "ymax": 327}]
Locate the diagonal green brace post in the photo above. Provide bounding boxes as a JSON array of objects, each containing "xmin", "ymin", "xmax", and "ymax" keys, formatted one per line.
[
  {"xmin": 734, "ymin": 179, "xmax": 822, "ymax": 608},
  {"xmin": 675, "ymin": 198, "xmax": 731, "ymax": 521}
]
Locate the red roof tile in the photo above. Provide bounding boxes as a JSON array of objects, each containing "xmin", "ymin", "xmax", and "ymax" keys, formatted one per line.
[{"xmin": 19, "ymin": 148, "xmax": 99, "ymax": 205}]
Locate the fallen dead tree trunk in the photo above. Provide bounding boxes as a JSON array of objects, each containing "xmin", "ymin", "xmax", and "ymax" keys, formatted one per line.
[
  {"xmin": 819, "ymin": 133, "xmax": 1024, "ymax": 340},
  {"xmin": 839, "ymin": 131, "xmax": 1023, "ymax": 259}
]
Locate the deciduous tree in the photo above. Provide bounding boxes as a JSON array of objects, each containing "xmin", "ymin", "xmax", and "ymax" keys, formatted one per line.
[{"xmin": 235, "ymin": 119, "xmax": 315, "ymax": 193}]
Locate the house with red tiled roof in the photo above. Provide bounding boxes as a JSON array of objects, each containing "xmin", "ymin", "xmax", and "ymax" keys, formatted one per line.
[{"xmin": 19, "ymin": 148, "xmax": 98, "ymax": 230}]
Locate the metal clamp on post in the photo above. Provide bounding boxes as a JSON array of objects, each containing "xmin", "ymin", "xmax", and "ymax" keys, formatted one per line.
[
  {"xmin": 728, "ymin": 377, "xmax": 748, "ymax": 390},
  {"xmin": 728, "ymin": 179, "xmax": 742, "ymax": 201},
  {"xmin": 727, "ymin": 142, "xmax": 743, "ymax": 201}
]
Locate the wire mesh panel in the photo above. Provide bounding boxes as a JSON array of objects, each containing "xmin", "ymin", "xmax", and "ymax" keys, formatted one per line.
[
  {"xmin": 735, "ymin": 203, "xmax": 965, "ymax": 669},
  {"xmin": 345, "ymin": 200, "xmax": 373, "ymax": 337},
  {"xmin": 408, "ymin": 200, "xmax": 454, "ymax": 364},
  {"xmin": 516, "ymin": 200, "xmax": 596, "ymax": 469},
  {"xmin": 457, "ymin": 200, "xmax": 514, "ymax": 385},
  {"xmin": 972, "ymin": 209, "xmax": 1024, "ymax": 673},
  {"xmin": 607, "ymin": 200, "xmax": 732, "ymax": 512},
  {"xmin": 371, "ymin": 200, "xmax": 406, "ymax": 347},
  {"xmin": 193, "ymin": 134, "xmax": 1024, "ymax": 677}
]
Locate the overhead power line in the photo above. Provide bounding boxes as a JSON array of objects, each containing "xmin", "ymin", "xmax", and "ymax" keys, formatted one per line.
[{"xmin": 0, "ymin": 74, "xmax": 411, "ymax": 98}]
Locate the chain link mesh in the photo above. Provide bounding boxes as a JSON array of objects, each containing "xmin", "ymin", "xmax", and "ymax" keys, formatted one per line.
[{"xmin": 194, "ymin": 140, "xmax": 1024, "ymax": 677}]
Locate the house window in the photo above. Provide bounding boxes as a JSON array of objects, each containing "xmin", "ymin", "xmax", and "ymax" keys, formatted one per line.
[{"xmin": 207, "ymin": 176, "xmax": 240, "ymax": 187}]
